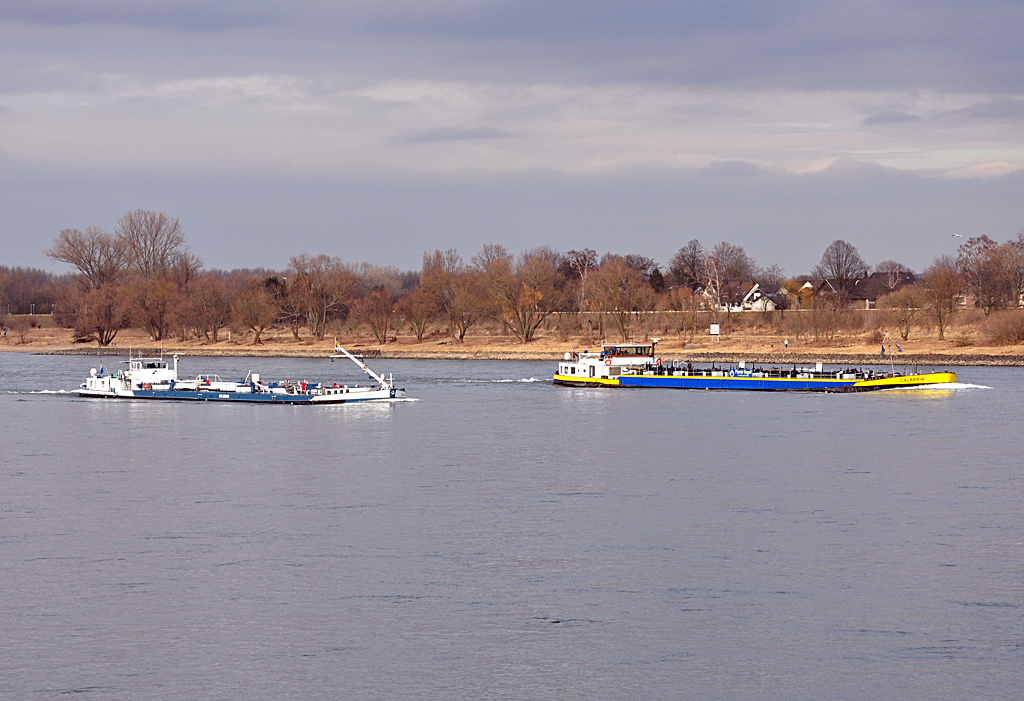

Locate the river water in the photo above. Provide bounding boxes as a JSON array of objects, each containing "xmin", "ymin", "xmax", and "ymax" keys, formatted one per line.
[{"xmin": 1, "ymin": 353, "xmax": 1021, "ymax": 700}]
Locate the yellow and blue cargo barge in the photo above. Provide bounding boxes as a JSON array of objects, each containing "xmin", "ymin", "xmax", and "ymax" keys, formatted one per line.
[{"xmin": 553, "ymin": 341, "xmax": 956, "ymax": 393}]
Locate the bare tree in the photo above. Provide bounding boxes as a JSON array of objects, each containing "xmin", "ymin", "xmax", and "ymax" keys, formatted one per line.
[
  {"xmin": 181, "ymin": 276, "xmax": 233, "ymax": 342},
  {"xmin": 46, "ymin": 227, "xmax": 127, "ymax": 290},
  {"xmin": 812, "ymin": 240, "xmax": 869, "ymax": 308},
  {"xmin": 923, "ymin": 256, "xmax": 963, "ymax": 340},
  {"xmin": 6, "ymin": 315, "xmax": 31, "ymax": 344},
  {"xmin": 233, "ymin": 279, "xmax": 279, "ymax": 344},
  {"xmin": 352, "ymin": 287, "xmax": 395, "ymax": 344},
  {"xmin": 702, "ymin": 254, "xmax": 726, "ymax": 318},
  {"xmin": 700, "ymin": 241, "xmax": 758, "ymax": 317},
  {"xmin": 588, "ymin": 258, "xmax": 655, "ymax": 341},
  {"xmin": 667, "ymin": 239, "xmax": 706, "ymax": 290},
  {"xmin": 618, "ymin": 254, "xmax": 662, "ymax": 292},
  {"xmin": 115, "ymin": 210, "xmax": 196, "ymax": 280},
  {"xmin": 130, "ymin": 277, "xmax": 179, "ymax": 340},
  {"xmin": 756, "ymin": 264, "xmax": 785, "ymax": 293},
  {"xmin": 880, "ymin": 286, "xmax": 924, "ymax": 341},
  {"xmin": 421, "ymin": 249, "xmax": 481, "ymax": 342},
  {"xmin": 999, "ymin": 243, "xmax": 1024, "ymax": 309},
  {"xmin": 662, "ymin": 286, "xmax": 706, "ymax": 340},
  {"xmin": 477, "ymin": 249, "xmax": 568, "ymax": 343},
  {"xmin": 710, "ymin": 241, "xmax": 756, "ymax": 282},
  {"xmin": 396, "ymin": 287, "xmax": 435, "ymax": 342},
  {"xmin": 287, "ymin": 254, "xmax": 354, "ymax": 340},
  {"xmin": 563, "ymin": 248, "xmax": 598, "ymax": 311},
  {"xmin": 169, "ymin": 250, "xmax": 204, "ymax": 292},
  {"xmin": 957, "ymin": 236, "xmax": 1010, "ymax": 315},
  {"xmin": 523, "ymin": 246, "xmax": 565, "ymax": 271},
  {"xmin": 471, "ymin": 244, "xmax": 512, "ymax": 270},
  {"xmin": 76, "ymin": 285, "xmax": 132, "ymax": 346},
  {"xmin": 275, "ymin": 277, "xmax": 306, "ymax": 340},
  {"xmin": 351, "ymin": 265, "xmax": 406, "ymax": 344},
  {"xmin": 874, "ymin": 260, "xmax": 910, "ymax": 294}
]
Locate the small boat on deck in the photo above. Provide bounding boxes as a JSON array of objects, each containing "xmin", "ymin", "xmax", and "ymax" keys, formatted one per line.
[
  {"xmin": 553, "ymin": 340, "xmax": 956, "ymax": 392},
  {"xmin": 78, "ymin": 344, "xmax": 404, "ymax": 404}
]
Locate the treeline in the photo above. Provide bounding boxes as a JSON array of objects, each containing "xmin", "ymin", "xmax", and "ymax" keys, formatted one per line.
[
  {"xmin": 2, "ymin": 209, "xmax": 1023, "ymax": 347},
  {"xmin": 0, "ymin": 265, "xmax": 66, "ymax": 315}
]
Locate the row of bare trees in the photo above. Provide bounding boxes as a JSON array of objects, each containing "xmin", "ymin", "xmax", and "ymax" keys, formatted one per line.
[
  {"xmin": 865, "ymin": 233, "xmax": 1024, "ymax": 341},
  {"xmin": 0, "ymin": 265, "xmax": 62, "ymax": 315},
  {"xmin": 953, "ymin": 234, "xmax": 1024, "ymax": 315},
  {"xmin": 13, "ymin": 211, "xmax": 1024, "ymax": 346}
]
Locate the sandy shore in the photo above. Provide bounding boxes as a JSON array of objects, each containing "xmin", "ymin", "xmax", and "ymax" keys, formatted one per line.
[{"xmin": 4, "ymin": 326, "xmax": 1024, "ymax": 365}]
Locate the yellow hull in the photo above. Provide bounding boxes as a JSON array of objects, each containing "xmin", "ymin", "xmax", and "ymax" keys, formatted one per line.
[{"xmin": 847, "ymin": 372, "xmax": 958, "ymax": 390}]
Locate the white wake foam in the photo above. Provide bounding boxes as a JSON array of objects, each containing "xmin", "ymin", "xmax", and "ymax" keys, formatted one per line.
[
  {"xmin": 932, "ymin": 382, "xmax": 991, "ymax": 390},
  {"xmin": 880, "ymin": 381, "xmax": 991, "ymax": 392},
  {"xmin": 459, "ymin": 378, "xmax": 543, "ymax": 384}
]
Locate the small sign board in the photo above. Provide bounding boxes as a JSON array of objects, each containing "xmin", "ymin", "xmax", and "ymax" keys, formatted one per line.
[{"xmin": 710, "ymin": 324, "xmax": 720, "ymax": 336}]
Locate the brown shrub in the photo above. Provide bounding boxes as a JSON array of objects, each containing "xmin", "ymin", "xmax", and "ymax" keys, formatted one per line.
[
  {"xmin": 985, "ymin": 310, "xmax": 1024, "ymax": 346},
  {"xmin": 955, "ymin": 308, "xmax": 986, "ymax": 327},
  {"xmin": 781, "ymin": 311, "xmax": 808, "ymax": 341},
  {"xmin": 7, "ymin": 315, "xmax": 31, "ymax": 343},
  {"xmin": 554, "ymin": 313, "xmax": 580, "ymax": 341},
  {"xmin": 839, "ymin": 310, "xmax": 866, "ymax": 334},
  {"xmin": 864, "ymin": 311, "xmax": 888, "ymax": 331}
]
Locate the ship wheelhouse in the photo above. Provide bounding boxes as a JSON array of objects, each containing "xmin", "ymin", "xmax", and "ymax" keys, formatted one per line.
[
  {"xmin": 559, "ymin": 340, "xmax": 660, "ymax": 380},
  {"xmin": 125, "ymin": 355, "xmax": 178, "ymax": 389}
]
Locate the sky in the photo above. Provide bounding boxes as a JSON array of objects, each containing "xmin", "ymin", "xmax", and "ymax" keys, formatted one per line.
[{"xmin": 1, "ymin": 0, "xmax": 1022, "ymax": 276}]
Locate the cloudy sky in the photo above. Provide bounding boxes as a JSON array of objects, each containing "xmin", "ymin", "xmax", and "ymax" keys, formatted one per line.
[{"xmin": 2, "ymin": 1, "xmax": 1022, "ymax": 275}]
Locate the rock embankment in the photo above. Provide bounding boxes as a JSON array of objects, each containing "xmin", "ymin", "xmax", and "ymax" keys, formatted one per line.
[{"xmin": 34, "ymin": 346, "xmax": 1024, "ymax": 365}]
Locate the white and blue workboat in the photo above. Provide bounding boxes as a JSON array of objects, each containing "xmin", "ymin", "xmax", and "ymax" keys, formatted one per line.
[{"xmin": 79, "ymin": 345, "xmax": 403, "ymax": 404}]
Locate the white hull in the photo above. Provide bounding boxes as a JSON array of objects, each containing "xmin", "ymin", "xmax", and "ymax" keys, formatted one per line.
[{"xmin": 78, "ymin": 349, "xmax": 404, "ymax": 404}]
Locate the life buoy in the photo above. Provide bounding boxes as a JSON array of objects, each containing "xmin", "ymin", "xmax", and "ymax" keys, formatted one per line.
[
  {"xmin": 655, "ymin": 357, "xmax": 662, "ymax": 365},
  {"xmin": 604, "ymin": 358, "xmax": 612, "ymax": 366}
]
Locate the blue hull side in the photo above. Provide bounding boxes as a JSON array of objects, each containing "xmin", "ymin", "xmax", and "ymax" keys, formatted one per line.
[{"xmin": 616, "ymin": 375, "xmax": 858, "ymax": 391}]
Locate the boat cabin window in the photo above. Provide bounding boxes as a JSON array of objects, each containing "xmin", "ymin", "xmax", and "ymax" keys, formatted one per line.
[
  {"xmin": 142, "ymin": 361, "xmax": 166, "ymax": 369},
  {"xmin": 602, "ymin": 345, "xmax": 653, "ymax": 357}
]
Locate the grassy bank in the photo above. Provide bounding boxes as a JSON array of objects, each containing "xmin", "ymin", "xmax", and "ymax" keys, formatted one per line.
[{"xmin": 6, "ymin": 311, "xmax": 1024, "ymax": 365}]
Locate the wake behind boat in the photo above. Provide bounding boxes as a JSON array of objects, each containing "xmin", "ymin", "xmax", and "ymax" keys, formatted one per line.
[
  {"xmin": 78, "ymin": 344, "xmax": 404, "ymax": 404},
  {"xmin": 553, "ymin": 340, "xmax": 956, "ymax": 392}
]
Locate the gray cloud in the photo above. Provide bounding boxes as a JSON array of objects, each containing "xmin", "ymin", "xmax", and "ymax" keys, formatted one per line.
[
  {"xmin": 2, "ymin": 2, "xmax": 1023, "ymax": 91},
  {"xmin": 396, "ymin": 126, "xmax": 515, "ymax": 144},
  {"xmin": 862, "ymin": 111, "xmax": 922, "ymax": 125},
  {"xmin": 946, "ymin": 99, "xmax": 1024, "ymax": 121},
  {"xmin": 699, "ymin": 160, "xmax": 767, "ymax": 177},
  {"xmin": 0, "ymin": 1, "xmax": 283, "ymax": 32}
]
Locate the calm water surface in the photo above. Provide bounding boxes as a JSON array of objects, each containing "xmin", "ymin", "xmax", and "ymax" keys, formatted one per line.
[{"xmin": 1, "ymin": 353, "xmax": 1021, "ymax": 700}]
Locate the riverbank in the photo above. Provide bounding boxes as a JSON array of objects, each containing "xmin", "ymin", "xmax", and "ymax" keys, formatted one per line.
[{"xmin": 5, "ymin": 326, "xmax": 1024, "ymax": 365}]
